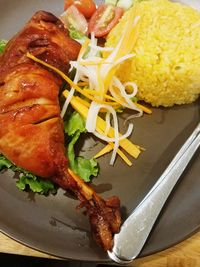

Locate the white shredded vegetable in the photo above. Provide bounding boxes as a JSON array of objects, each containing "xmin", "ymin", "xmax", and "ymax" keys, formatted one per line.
[
  {"xmin": 104, "ymin": 112, "xmax": 111, "ymax": 136},
  {"xmin": 112, "ymin": 76, "xmax": 142, "ymax": 116},
  {"xmin": 61, "ymin": 16, "xmax": 143, "ymax": 164},
  {"xmin": 89, "ymin": 44, "xmax": 114, "ymax": 52},
  {"xmin": 93, "ymin": 123, "xmax": 134, "ymax": 143},
  {"xmin": 61, "ymin": 72, "xmax": 79, "ymax": 118},
  {"xmin": 85, "ymin": 102, "xmax": 120, "ymax": 165}
]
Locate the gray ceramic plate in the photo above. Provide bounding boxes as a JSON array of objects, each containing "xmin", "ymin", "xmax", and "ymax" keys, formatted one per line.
[{"xmin": 0, "ymin": 0, "xmax": 199, "ymax": 262}]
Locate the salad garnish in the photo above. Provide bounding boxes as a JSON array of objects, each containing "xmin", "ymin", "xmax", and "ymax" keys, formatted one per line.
[
  {"xmin": 27, "ymin": 6, "xmax": 152, "ymax": 166},
  {"xmin": 64, "ymin": 111, "xmax": 99, "ymax": 182},
  {"xmin": 0, "ymin": 0, "xmax": 150, "ymax": 194},
  {"xmin": 0, "ymin": 154, "xmax": 56, "ymax": 195}
]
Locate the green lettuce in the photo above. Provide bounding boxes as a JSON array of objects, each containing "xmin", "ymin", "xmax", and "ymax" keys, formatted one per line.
[
  {"xmin": 0, "ymin": 40, "xmax": 7, "ymax": 54},
  {"xmin": 64, "ymin": 112, "xmax": 99, "ymax": 182},
  {"xmin": 69, "ymin": 26, "xmax": 87, "ymax": 42},
  {"xmin": 0, "ymin": 155, "xmax": 56, "ymax": 195}
]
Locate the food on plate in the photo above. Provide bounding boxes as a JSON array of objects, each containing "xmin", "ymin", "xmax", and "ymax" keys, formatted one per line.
[
  {"xmin": 57, "ymin": 1, "xmax": 154, "ymax": 166},
  {"xmin": 0, "ymin": 11, "xmax": 121, "ymax": 250},
  {"xmin": 2, "ymin": 0, "xmax": 198, "ymax": 253},
  {"xmin": 106, "ymin": 0, "xmax": 200, "ymax": 107},
  {"xmin": 27, "ymin": 46, "xmax": 144, "ymax": 167}
]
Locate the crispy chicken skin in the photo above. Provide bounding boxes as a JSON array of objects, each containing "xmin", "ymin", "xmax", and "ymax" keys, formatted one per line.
[{"xmin": 0, "ymin": 11, "xmax": 121, "ymax": 251}]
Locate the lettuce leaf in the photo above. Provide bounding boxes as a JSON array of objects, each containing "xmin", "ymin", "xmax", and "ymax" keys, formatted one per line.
[
  {"xmin": 69, "ymin": 26, "xmax": 87, "ymax": 42},
  {"xmin": 64, "ymin": 112, "xmax": 99, "ymax": 182},
  {"xmin": 16, "ymin": 174, "xmax": 55, "ymax": 195},
  {"xmin": 0, "ymin": 40, "xmax": 7, "ymax": 54},
  {"xmin": 0, "ymin": 154, "xmax": 56, "ymax": 195}
]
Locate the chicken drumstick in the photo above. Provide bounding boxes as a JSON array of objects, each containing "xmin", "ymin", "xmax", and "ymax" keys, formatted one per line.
[{"xmin": 0, "ymin": 11, "xmax": 121, "ymax": 251}]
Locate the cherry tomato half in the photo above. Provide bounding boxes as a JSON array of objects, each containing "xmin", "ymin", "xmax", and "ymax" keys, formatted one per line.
[
  {"xmin": 88, "ymin": 4, "xmax": 124, "ymax": 38},
  {"xmin": 64, "ymin": 0, "xmax": 96, "ymax": 19}
]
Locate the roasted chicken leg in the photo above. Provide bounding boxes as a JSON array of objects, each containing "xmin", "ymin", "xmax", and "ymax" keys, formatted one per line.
[{"xmin": 0, "ymin": 11, "xmax": 121, "ymax": 250}]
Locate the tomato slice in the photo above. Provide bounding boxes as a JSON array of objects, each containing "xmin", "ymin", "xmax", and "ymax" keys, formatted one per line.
[
  {"xmin": 88, "ymin": 4, "xmax": 124, "ymax": 38},
  {"xmin": 60, "ymin": 5, "xmax": 88, "ymax": 34},
  {"xmin": 64, "ymin": 0, "xmax": 96, "ymax": 19}
]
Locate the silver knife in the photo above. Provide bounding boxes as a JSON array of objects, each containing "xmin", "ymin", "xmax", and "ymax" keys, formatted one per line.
[{"xmin": 108, "ymin": 122, "xmax": 200, "ymax": 264}]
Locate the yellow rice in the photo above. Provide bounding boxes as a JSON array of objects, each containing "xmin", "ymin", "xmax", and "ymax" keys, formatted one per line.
[{"xmin": 106, "ymin": 0, "xmax": 200, "ymax": 107}]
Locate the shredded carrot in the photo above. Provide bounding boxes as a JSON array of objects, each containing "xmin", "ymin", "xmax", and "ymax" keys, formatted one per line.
[
  {"xmin": 103, "ymin": 6, "xmax": 141, "ymax": 94},
  {"xmin": 63, "ymin": 90, "xmax": 141, "ymax": 159},
  {"xmin": 26, "ymin": 52, "xmax": 118, "ymax": 107},
  {"xmin": 94, "ymin": 143, "xmax": 132, "ymax": 166},
  {"xmin": 78, "ymin": 39, "xmax": 90, "ymax": 60},
  {"xmin": 83, "ymin": 89, "xmax": 117, "ymax": 102},
  {"xmin": 75, "ymin": 96, "xmax": 90, "ymax": 108},
  {"xmin": 75, "ymin": 96, "xmax": 120, "ymax": 112},
  {"xmin": 79, "ymin": 60, "xmax": 112, "ymax": 66},
  {"xmin": 94, "ymin": 145, "xmax": 113, "ymax": 158},
  {"xmin": 136, "ymin": 103, "xmax": 152, "ymax": 114},
  {"xmin": 77, "ymin": 81, "xmax": 88, "ymax": 87}
]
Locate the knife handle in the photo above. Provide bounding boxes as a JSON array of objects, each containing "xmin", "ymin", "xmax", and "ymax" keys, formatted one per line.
[{"xmin": 108, "ymin": 122, "xmax": 200, "ymax": 264}]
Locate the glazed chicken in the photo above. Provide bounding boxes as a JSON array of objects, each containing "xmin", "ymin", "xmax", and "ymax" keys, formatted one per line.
[{"xmin": 0, "ymin": 11, "xmax": 121, "ymax": 250}]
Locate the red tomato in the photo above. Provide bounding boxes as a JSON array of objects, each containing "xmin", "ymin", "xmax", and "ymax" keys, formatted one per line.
[
  {"xmin": 64, "ymin": 0, "xmax": 96, "ymax": 18},
  {"xmin": 88, "ymin": 4, "xmax": 124, "ymax": 38}
]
